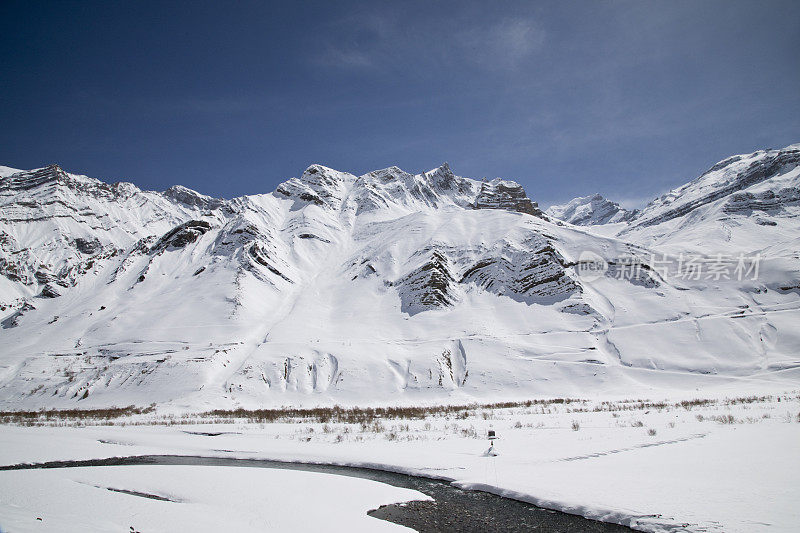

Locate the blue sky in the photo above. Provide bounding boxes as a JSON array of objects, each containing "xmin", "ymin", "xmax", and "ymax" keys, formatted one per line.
[{"xmin": 1, "ymin": 0, "xmax": 798, "ymax": 207}]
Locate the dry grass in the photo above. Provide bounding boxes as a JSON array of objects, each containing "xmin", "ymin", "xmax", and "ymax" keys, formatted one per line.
[
  {"xmin": 0, "ymin": 392, "xmax": 794, "ymax": 428},
  {"xmin": 0, "ymin": 404, "xmax": 154, "ymax": 425},
  {"xmin": 202, "ymin": 399, "xmax": 581, "ymax": 425}
]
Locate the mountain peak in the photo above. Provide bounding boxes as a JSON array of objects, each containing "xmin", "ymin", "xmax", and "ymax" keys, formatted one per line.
[
  {"xmin": 302, "ymin": 163, "xmax": 339, "ymax": 176},
  {"xmin": 474, "ymin": 178, "xmax": 542, "ymax": 216},
  {"xmin": 423, "ymin": 162, "xmax": 455, "ymax": 184},
  {"xmin": 163, "ymin": 184, "xmax": 225, "ymax": 210},
  {"xmin": 275, "ymin": 165, "xmax": 356, "ymax": 210},
  {"xmin": 0, "ymin": 164, "xmax": 71, "ymax": 192},
  {"xmin": 362, "ymin": 166, "xmax": 412, "ymax": 182},
  {"xmin": 546, "ymin": 193, "xmax": 636, "ymax": 225},
  {"xmin": 632, "ymin": 142, "xmax": 800, "ymax": 229}
]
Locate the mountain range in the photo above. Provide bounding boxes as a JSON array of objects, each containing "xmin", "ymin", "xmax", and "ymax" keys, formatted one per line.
[{"xmin": 1, "ymin": 144, "xmax": 799, "ymax": 409}]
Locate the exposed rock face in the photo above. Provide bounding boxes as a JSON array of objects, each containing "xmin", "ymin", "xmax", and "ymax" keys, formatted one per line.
[
  {"xmin": 39, "ymin": 284, "xmax": 61, "ymax": 298},
  {"xmin": 0, "ymin": 164, "xmax": 70, "ymax": 192},
  {"xmin": 474, "ymin": 179, "xmax": 543, "ymax": 216},
  {"xmin": 723, "ymin": 186, "xmax": 800, "ymax": 214},
  {"xmin": 391, "ymin": 233, "xmax": 580, "ymax": 314},
  {"xmin": 395, "ymin": 250, "xmax": 458, "ymax": 315},
  {"xmin": 272, "ymin": 162, "xmax": 544, "ymax": 221},
  {"xmin": 546, "ymin": 194, "xmax": 637, "ymax": 225},
  {"xmin": 152, "ymin": 220, "xmax": 213, "ymax": 252},
  {"xmin": 247, "ymin": 242, "xmax": 293, "ymax": 284},
  {"xmin": 74, "ymin": 237, "xmax": 102, "ymax": 254},
  {"xmin": 460, "ymin": 242, "xmax": 578, "ymax": 304}
]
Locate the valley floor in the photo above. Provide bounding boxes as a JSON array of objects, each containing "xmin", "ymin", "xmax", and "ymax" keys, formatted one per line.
[{"xmin": 0, "ymin": 391, "xmax": 798, "ymax": 533}]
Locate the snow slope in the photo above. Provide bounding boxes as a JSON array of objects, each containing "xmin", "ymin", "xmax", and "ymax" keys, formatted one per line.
[{"xmin": 0, "ymin": 145, "xmax": 799, "ymax": 409}]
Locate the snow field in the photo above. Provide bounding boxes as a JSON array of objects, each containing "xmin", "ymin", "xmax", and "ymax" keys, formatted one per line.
[{"xmin": 1, "ymin": 391, "xmax": 798, "ymax": 532}]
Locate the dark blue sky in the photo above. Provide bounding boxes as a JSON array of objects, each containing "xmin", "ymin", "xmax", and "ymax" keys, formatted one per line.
[{"xmin": 2, "ymin": 1, "xmax": 798, "ymax": 207}]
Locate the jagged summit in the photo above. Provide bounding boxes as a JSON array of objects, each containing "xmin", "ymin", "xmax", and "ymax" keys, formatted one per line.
[
  {"xmin": 271, "ymin": 161, "xmax": 540, "ymax": 218},
  {"xmin": 163, "ymin": 185, "xmax": 227, "ymax": 211}
]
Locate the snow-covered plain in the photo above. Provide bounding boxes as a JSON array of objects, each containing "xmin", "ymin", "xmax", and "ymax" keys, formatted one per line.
[
  {"xmin": 1, "ymin": 392, "xmax": 798, "ymax": 533},
  {"xmin": 0, "ymin": 465, "xmax": 426, "ymax": 532}
]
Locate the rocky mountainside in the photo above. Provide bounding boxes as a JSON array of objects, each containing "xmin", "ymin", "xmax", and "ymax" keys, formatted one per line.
[
  {"xmin": 546, "ymin": 194, "xmax": 637, "ymax": 225},
  {"xmin": 632, "ymin": 144, "xmax": 800, "ymax": 228},
  {"xmin": 0, "ymin": 146, "xmax": 799, "ymax": 409}
]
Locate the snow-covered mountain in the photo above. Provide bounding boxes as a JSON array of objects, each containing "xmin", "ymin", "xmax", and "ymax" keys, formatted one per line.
[
  {"xmin": 546, "ymin": 194, "xmax": 637, "ymax": 225},
  {"xmin": 620, "ymin": 143, "xmax": 800, "ymax": 255},
  {"xmin": 1, "ymin": 145, "xmax": 799, "ymax": 409}
]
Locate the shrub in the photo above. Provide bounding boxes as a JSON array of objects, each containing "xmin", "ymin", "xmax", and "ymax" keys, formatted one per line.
[
  {"xmin": 460, "ymin": 426, "xmax": 478, "ymax": 438},
  {"xmin": 714, "ymin": 414, "xmax": 737, "ymax": 424}
]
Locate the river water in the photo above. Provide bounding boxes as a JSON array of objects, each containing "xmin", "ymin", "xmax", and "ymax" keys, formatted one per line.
[{"xmin": 1, "ymin": 455, "xmax": 634, "ymax": 532}]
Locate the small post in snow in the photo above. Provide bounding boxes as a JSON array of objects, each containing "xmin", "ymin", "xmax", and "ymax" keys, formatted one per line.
[{"xmin": 484, "ymin": 428, "xmax": 498, "ymax": 456}]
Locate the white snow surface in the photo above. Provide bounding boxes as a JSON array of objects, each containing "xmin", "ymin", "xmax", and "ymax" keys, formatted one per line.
[
  {"xmin": 0, "ymin": 465, "xmax": 424, "ymax": 532},
  {"xmin": 0, "ymin": 145, "xmax": 799, "ymax": 409},
  {"xmin": 0, "ymin": 167, "xmax": 23, "ymax": 178}
]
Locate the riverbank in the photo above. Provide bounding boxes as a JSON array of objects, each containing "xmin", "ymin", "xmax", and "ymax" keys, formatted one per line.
[{"xmin": 1, "ymin": 455, "xmax": 632, "ymax": 532}]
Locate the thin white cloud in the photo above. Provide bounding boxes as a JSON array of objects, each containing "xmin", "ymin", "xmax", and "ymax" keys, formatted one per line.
[
  {"xmin": 616, "ymin": 194, "xmax": 658, "ymax": 210},
  {"xmin": 316, "ymin": 47, "xmax": 374, "ymax": 68},
  {"xmin": 469, "ymin": 18, "xmax": 546, "ymax": 67},
  {"xmin": 311, "ymin": 8, "xmax": 545, "ymax": 71}
]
